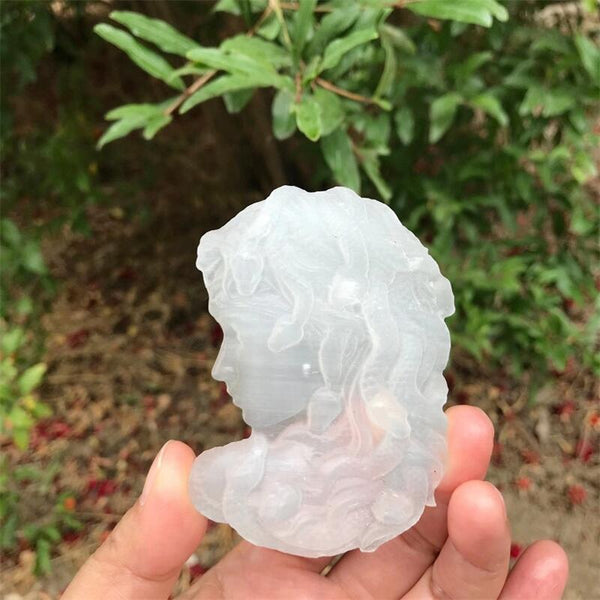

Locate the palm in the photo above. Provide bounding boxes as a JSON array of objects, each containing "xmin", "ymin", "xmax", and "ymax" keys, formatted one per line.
[{"xmin": 64, "ymin": 406, "xmax": 568, "ymax": 600}]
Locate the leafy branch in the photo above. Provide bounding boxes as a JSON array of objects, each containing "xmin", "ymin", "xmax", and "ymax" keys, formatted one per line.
[{"xmin": 95, "ymin": 0, "xmax": 511, "ymax": 190}]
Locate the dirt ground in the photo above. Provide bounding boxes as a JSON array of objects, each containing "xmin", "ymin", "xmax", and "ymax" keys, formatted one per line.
[{"xmin": 1, "ymin": 190, "xmax": 598, "ymax": 600}]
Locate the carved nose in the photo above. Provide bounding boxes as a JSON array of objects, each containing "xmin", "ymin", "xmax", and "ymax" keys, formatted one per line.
[
  {"xmin": 212, "ymin": 347, "xmax": 237, "ymax": 383},
  {"xmin": 212, "ymin": 362, "xmax": 236, "ymax": 383}
]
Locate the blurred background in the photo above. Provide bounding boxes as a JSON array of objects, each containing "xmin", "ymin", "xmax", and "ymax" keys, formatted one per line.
[{"xmin": 1, "ymin": 1, "xmax": 598, "ymax": 597}]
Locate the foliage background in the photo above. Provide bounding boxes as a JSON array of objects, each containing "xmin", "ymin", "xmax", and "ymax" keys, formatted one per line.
[{"xmin": 1, "ymin": 0, "xmax": 599, "ymax": 597}]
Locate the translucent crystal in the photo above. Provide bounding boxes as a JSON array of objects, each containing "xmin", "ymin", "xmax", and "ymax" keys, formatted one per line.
[{"xmin": 189, "ymin": 186, "xmax": 454, "ymax": 557}]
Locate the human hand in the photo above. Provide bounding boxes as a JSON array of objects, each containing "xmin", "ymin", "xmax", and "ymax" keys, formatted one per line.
[{"xmin": 63, "ymin": 406, "xmax": 568, "ymax": 600}]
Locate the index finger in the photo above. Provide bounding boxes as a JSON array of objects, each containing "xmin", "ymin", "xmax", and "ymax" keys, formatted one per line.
[{"xmin": 62, "ymin": 441, "xmax": 207, "ymax": 600}]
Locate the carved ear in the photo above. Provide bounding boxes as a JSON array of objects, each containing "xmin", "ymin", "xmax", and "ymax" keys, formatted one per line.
[{"xmin": 231, "ymin": 253, "xmax": 263, "ymax": 296}]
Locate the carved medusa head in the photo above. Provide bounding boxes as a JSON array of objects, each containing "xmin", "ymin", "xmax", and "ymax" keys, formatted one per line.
[{"xmin": 190, "ymin": 186, "xmax": 454, "ymax": 557}]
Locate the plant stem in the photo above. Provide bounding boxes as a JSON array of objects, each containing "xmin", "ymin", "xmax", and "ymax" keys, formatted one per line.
[
  {"xmin": 295, "ymin": 72, "xmax": 302, "ymax": 103},
  {"xmin": 269, "ymin": 0, "xmax": 293, "ymax": 50},
  {"xmin": 248, "ymin": 5, "xmax": 273, "ymax": 35},
  {"xmin": 164, "ymin": 69, "xmax": 217, "ymax": 116},
  {"xmin": 315, "ymin": 77, "xmax": 377, "ymax": 105}
]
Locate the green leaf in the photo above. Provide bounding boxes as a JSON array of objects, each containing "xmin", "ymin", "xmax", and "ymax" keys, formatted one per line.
[
  {"xmin": 361, "ymin": 152, "xmax": 392, "ymax": 202},
  {"xmin": 313, "ymin": 87, "xmax": 344, "ymax": 136},
  {"xmin": 355, "ymin": 113, "xmax": 391, "ymax": 153},
  {"xmin": 14, "ymin": 465, "xmax": 42, "ymax": 482},
  {"xmin": 569, "ymin": 108, "xmax": 589, "ymax": 134},
  {"xmin": 214, "ymin": 0, "xmax": 240, "ymax": 14},
  {"xmin": 31, "ymin": 401, "xmax": 52, "ymax": 419},
  {"xmin": 106, "ymin": 103, "xmax": 165, "ymax": 120},
  {"xmin": 18, "ymin": 363, "xmax": 47, "ymax": 395},
  {"xmin": 35, "ymin": 538, "xmax": 51, "ymax": 575},
  {"xmin": 518, "ymin": 86, "xmax": 544, "ymax": 116},
  {"xmin": 94, "ymin": 24, "xmax": 184, "ymax": 90},
  {"xmin": 429, "ymin": 92, "xmax": 462, "ymax": 143},
  {"xmin": 97, "ymin": 116, "xmax": 147, "ymax": 149},
  {"xmin": 22, "ymin": 241, "xmax": 47, "ymax": 275},
  {"xmin": 1, "ymin": 327, "xmax": 25, "ymax": 354},
  {"xmin": 223, "ymin": 88, "xmax": 255, "ymax": 113},
  {"xmin": 0, "ymin": 360, "xmax": 18, "ymax": 386},
  {"xmin": 394, "ymin": 106, "xmax": 414, "ymax": 145},
  {"xmin": 451, "ymin": 51, "xmax": 492, "ymax": 85},
  {"xmin": 293, "ymin": 0, "xmax": 316, "ymax": 57},
  {"xmin": 531, "ymin": 30, "xmax": 571, "ymax": 55},
  {"xmin": 407, "ymin": 0, "xmax": 508, "ymax": 27},
  {"xmin": 180, "ymin": 74, "xmax": 264, "ymax": 113},
  {"xmin": 295, "ymin": 95, "xmax": 322, "ymax": 141},
  {"xmin": 272, "ymin": 89, "xmax": 296, "ymax": 140},
  {"xmin": 22, "ymin": 524, "xmax": 40, "ymax": 543},
  {"xmin": 238, "ymin": 0, "xmax": 252, "ymax": 23},
  {"xmin": 44, "ymin": 526, "xmax": 61, "ymax": 543},
  {"xmin": 574, "ymin": 33, "xmax": 600, "ymax": 86},
  {"xmin": 221, "ymin": 35, "xmax": 291, "ymax": 69},
  {"xmin": 571, "ymin": 151, "xmax": 598, "ymax": 184},
  {"xmin": 142, "ymin": 114, "xmax": 172, "ymax": 140},
  {"xmin": 520, "ymin": 86, "xmax": 577, "ymax": 118},
  {"xmin": 63, "ymin": 514, "xmax": 83, "ymax": 530},
  {"xmin": 1, "ymin": 219, "xmax": 21, "ymax": 247},
  {"xmin": 13, "ymin": 428, "xmax": 30, "ymax": 451},
  {"xmin": 257, "ymin": 11, "xmax": 280, "ymax": 40},
  {"xmin": 470, "ymin": 93, "xmax": 508, "ymax": 126},
  {"xmin": 168, "ymin": 64, "xmax": 209, "ymax": 81},
  {"xmin": 1, "ymin": 513, "xmax": 18, "ymax": 549},
  {"xmin": 15, "ymin": 297, "xmax": 34, "ymax": 316},
  {"xmin": 9, "ymin": 406, "xmax": 33, "ymax": 430},
  {"xmin": 303, "ymin": 55, "xmax": 322, "ymax": 84},
  {"xmin": 187, "ymin": 46, "xmax": 285, "ymax": 87},
  {"xmin": 213, "ymin": 0, "xmax": 267, "ymax": 14},
  {"xmin": 320, "ymin": 29, "xmax": 378, "ymax": 73},
  {"xmin": 379, "ymin": 24, "xmax": 416, "ymax": 55},
  {"xmin": 109, "ymin": 11, "xmax": 198, "ymax": 56},
  {"xmin": 542, "ymin": 89, "xmax": 576, "ymax": 117},
  {"xmin": 307, "ymin": 4, "xmax": 361, "ymax": 56},
  {"xmin": 374, "ymin": 35, "xmax": 397, "ymax": 99},
  {"xmin": 321, "ymin": 129, "xmax": 360, "ymax": 192}
]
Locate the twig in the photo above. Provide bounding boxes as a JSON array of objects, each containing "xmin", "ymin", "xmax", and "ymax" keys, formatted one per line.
[
  {"xmin": 315, "ymin": 77, "xmax": 377, "ymax": 105},
  {"xmin": 248, "ymin": 5, "xmax": 273, "ymax": 36},
  {"xmin": 269, "ymin": 0, "xmax": 292, "ymax": 49},
  {"xmin": 295, "ymin": 72, "xmax": 302, "ymax": 103},
  {"xmin": 164, "ymin": 69, "xmax": 217, "ymax": 117}
]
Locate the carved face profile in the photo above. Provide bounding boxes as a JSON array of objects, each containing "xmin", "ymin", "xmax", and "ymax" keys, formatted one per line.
[{"xmin": 189, "ymin": 186, "xmax": 454, "ymax": 557}]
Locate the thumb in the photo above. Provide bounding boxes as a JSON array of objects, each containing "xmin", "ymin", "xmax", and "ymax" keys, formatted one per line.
[{"xmin": 63, "ymin": 440, "xmax": 207, "ymax": 600}]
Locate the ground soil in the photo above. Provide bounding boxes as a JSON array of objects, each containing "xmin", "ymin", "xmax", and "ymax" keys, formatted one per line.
[{"xmin": 1, "ymin": 192, "xmax": 598, "ymax": 599}]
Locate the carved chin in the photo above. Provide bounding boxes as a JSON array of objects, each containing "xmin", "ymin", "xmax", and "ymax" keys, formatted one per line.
[{"xmin": 239, "ymin": 403, "xmax": 303, "ymax": 429}]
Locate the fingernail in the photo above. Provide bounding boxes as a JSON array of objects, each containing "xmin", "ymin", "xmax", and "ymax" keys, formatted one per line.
[{"xmin": 140, "ymin": 441, "xmax": 170, "ymax": 506}]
